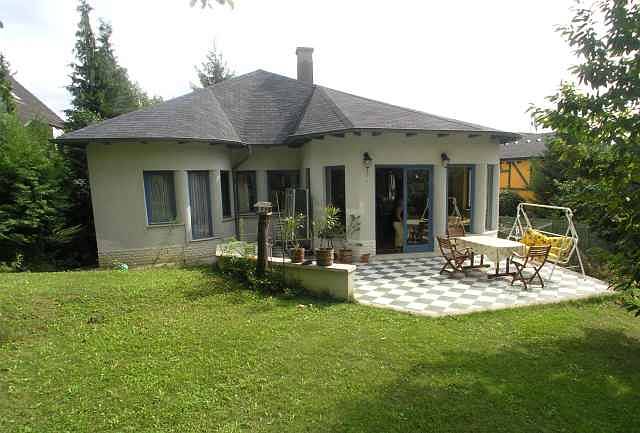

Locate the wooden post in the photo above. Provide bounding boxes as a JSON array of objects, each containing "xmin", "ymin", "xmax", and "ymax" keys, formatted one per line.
[{"xmin": 255, "ymin": 201, "xmax": 272, "ymax": 277}]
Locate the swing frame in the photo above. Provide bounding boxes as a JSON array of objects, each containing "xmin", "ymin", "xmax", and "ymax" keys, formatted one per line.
[{"xmin": 507, "ymin": 202, "xmax": 586, "ymax": 279}]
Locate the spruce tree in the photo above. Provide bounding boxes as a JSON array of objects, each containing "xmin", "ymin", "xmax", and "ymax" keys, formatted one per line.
[
  {"xmin": 0, "ymin": 54, "xmax": 15, "ymax": 114},
  {"xmin": 195, "ymin": 42, "xmax": 234, "ymax": 87}
]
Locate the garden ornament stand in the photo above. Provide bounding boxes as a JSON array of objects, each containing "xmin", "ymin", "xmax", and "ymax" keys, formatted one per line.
[{"xmin": 507, "ymin": 202, "xmax": 586, "ymax": 279}]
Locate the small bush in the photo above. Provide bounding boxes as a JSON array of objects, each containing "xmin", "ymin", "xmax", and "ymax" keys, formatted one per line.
[
  {"xmin": 216, "ymin": 254, "xmax": 304, "ymax": 297},
  {"xmin": 499, "ymin": 190, "xmax": 522, "ymax": 217}
]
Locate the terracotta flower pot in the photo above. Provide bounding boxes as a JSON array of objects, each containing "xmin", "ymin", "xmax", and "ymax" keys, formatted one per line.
[
  {"xmin": 316, "ymin": 248, "xmax": 334, "ymax": 267},
  {"xmin": 360, "ymin": 253, "xmax": 370, "ymax": 264},
  {"xmin": 339, "ymin": 248, "xmax": 353, "ymax": 264},
  {"xmin": 291, "ymin": 247, "xmax": 305, "ymax": 264}
]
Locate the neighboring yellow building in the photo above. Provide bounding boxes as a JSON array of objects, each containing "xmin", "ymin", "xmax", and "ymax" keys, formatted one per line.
[{"xmin": 499, "ymin": 133, "xmax": 553, "ymax": 201}]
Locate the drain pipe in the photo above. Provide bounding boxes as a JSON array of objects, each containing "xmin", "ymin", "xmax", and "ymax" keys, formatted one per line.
[{"xmin": 232, "ymin": 144, "xmax": 253, "ymax": 239}]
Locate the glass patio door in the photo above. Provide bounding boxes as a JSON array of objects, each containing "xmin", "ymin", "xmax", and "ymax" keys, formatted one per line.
[{"xmin": 404, "ymin": 166, "xmax": 433, "ymax": 252}]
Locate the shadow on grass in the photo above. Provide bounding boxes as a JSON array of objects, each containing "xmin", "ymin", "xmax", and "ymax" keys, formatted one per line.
[
  {"xmin": 315, "ymin": 327, "xmax": 640, "ymax": 433},
  {"xmin": 181, "ymin": 266, "xmax": 341, "ymax": 309}
]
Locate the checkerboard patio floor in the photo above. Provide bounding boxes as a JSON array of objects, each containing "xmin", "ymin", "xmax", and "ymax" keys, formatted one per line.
[{"xmin": 354, "ymin": 256, "xmax": 610, "ymax": 317}]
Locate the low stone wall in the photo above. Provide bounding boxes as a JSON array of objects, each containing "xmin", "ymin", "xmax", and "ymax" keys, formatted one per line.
[{"xmin": 268, "ymin": 257, "xmax": 356, "ymax": 301}]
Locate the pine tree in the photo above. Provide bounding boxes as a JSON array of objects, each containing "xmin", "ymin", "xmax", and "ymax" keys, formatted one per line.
[
  {"xmin": 195, "ymin": 42, "xmax": 234, "ymax": 87},
  {"xmin": 65, "ymin": 0, "xmax": 101, "ymax": 128},
  {"xmin": 0, "ymin": 54, "xmax": 14, "ymax": 114},
  {"xmin": 62, "ymin": 0, "xmax": 161, "ymax": 266}
]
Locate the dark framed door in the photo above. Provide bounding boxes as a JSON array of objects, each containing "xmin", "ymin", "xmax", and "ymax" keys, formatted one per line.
[
  {"xmin": 375, "ymin": 165, "xmax": 434, "ymax": 253},
  {"xmin": 403, "ymin": 166, "xmax": 434, "ymax": 253}
]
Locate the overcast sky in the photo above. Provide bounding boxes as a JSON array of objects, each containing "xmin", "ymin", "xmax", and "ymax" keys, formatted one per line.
[{"xmin": 2, "ymin": 0, "xmax": 579, "ymax": 132}]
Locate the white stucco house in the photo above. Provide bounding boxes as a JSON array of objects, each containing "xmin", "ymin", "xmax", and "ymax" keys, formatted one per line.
[{"xmin": 54, "ymin": 47, "xmax": 518, "ymax": 267}]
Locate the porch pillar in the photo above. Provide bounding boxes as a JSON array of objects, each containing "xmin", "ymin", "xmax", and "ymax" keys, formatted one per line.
[
  {"xmin": 433, "ymin": 165, "xmax": 447, "ymax": 242},
  {"xmin": 256, "ymin": 169, "xmax": 268, "ymax": 203},
  {"xmin": 473, "ymin": 163, "xmax": 487, "ymax": 234},
  {"xmin": 175, "ymin": 170, "xmax": 192, "ymax": 242}
]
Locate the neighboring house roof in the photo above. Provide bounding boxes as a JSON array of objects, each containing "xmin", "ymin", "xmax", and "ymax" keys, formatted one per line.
[
  {"xmin": 9, "ymin": 75, "xmax": 64, "ymax": 129},
  {"xmin": 500, "ymin": 132, "xmax": 554, "ymax": 160},
  {"xmin": 55, "ymin": 69, "xmax": 518, "ymax": 145}
]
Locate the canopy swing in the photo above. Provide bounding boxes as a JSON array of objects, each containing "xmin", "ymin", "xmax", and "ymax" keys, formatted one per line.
[{"xmin": 507, "ymin": 203, "xmax": 585, "ymax": 278}]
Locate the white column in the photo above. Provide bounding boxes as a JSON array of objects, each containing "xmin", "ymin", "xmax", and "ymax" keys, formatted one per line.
[
  {"xmin": 473, "ymin": 163, "xmax": 487, "ymax": 234},
  {"xmin": 256, "ymin": 170, "xmax": 268, "ymax": 203},
  {"xmin": 209, "ymin": 169, "xmax": 222, "ymax": 233},
  {"xmin": 175, "ymin": 170, "xmax": 192, "ymax": 242},
  {"xmin": 492, "ymin": 164, "xmax": 500, "ymax": 231},
  {"xmin": 433, "ymin": 165, "xmax": 447, "ymax": 242}
]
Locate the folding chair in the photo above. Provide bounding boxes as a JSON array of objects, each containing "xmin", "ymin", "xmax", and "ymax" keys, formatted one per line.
[
  {"xmin": 510, "ymin": 245, "xmax": 551, "ymax": 290},
  {"xmin": 437, "ymin": 236, "xmax": 473, "ymax": 275}
]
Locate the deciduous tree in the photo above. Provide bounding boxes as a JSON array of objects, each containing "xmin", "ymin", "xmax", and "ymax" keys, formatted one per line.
[{"xmin": 532, "ymin": 0, "xmax": 640, "ymax": 314}]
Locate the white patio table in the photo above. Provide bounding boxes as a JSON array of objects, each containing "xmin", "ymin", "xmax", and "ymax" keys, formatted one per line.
[{"xmin": 454, "ymin": 235, "xmax": 526, "ymax": 279}]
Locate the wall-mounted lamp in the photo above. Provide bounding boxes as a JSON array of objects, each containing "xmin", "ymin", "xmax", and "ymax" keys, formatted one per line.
[
  {"xmin": 440, "ymin": 152, "xmax": 450, "ymax": 167},
  {"xmin": 362, "ymin": 152, "xmax": 373, "ymax": 176}
]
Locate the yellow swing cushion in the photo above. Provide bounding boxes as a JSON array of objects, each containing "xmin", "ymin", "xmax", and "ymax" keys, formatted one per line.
[{"xmin": 521, "ymin": 228, "xmax": 573, "ymax": 262}]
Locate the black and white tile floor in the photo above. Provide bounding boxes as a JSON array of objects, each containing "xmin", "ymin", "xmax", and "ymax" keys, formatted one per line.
[{"xmin": 354, "ymin": 257, "xmax": 610, "ymax": 317}]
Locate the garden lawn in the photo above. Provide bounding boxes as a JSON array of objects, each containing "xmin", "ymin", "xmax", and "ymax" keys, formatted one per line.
[{"xmin": 1, "ymin": 267, "xmax": 639, "ymax": 433}]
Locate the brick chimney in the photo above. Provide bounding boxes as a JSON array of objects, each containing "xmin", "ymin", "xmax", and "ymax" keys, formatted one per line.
[{"xmin": 296, "ymin": 47, "xmax": 314, "ymax": 84}]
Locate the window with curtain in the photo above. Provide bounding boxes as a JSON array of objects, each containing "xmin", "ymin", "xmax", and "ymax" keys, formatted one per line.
[
  {"xmin": 486, "ymin": 165, "xmax": 496, "ymax": 230},
  {"xmin": 220, "ymin": 170, "xmax": 232, "ymax": 218},
  {"xmin": 143, "ymin": 171, "xmax": 177, "ymax": 224},
  {"xmin": 267, "ymin": 170, "xmax": 300, "ymax": 210},
  {"xmin": 325, "ymin": 166, "xmax": 346, "ymax": 225},
  {"xmin": 188, "ymin": 171, "xmax": 213, "ymax": 239},
  {"xmin": 235, "ymin": 171, "xmax": 257, "ymax": 214}
]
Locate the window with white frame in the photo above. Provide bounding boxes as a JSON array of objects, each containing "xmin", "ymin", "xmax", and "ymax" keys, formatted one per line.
[{"xmin": 143, "ymin": 171, "xmax": 177, "ymax": 224}]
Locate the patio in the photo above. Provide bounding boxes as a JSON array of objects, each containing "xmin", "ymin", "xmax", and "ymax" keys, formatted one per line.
[{"xmin": 354, "ymin": 256, "xmax": 610, "ymax": 316}]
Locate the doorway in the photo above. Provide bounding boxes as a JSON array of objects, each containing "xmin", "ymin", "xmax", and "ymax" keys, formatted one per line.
[{"xmin": 375, "ymin": 166, "xmax": 433, "ymax": 254}]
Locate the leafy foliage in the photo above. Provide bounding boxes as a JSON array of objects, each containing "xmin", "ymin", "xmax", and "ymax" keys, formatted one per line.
[
  {"xmin": 498, "ymin": 190, "xmax": 522, "ymax": 217},
  {"xmin": 282, "ymin": 213, "xmax": 305, "ymax": 249},
  {"xmin": 0, "ymin": 114, "xmax": 79, "ymax": 270},
  {"xmin": 216, "ymin": 239, "xmax": 304, "ymax": 295},
  {"xmin": 0, "ymin": 54, "xmax": 15, "ymax": 114},
  {"xmin": 190, "ymin": 0, "xmax": 234, "ymax": 9},
  {"xmin": 531, "ymin": 0, "xmax": 640, "ymax": 310},
  {"xmin": 62, "ymin": 0, "xmax": 162, "ymax": 267},
  {"xmin": 313, "ymin": 206, "xmax": 342, "ymax": 248},
  {"xmin": 195, "ymin": 42, "xmax": 234, "ymax": 87}
]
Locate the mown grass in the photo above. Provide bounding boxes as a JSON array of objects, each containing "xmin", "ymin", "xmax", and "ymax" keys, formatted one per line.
[{"xmin": 1, "ymin": 267, "xmax": 639, "ymax": 433}]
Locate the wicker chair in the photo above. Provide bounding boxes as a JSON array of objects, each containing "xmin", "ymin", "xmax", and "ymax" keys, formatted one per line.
[
  {"xmin": 437, "ymin": 236, "xmax": 474, "ymax": 275},
  {"xmin": 510, "ymin": 245, "xmax": 551, "ymax": 290}
]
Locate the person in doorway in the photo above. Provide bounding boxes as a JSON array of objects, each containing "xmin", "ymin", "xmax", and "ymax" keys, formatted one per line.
[{"xmin": 393, "ymin": 199, "xmax": 404, "ymax": 252}]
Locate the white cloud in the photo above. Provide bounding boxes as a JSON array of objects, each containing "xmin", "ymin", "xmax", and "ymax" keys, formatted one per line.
[{"xmin": 1, "ymin": 0, "xmax": 578, "ymax": 131}]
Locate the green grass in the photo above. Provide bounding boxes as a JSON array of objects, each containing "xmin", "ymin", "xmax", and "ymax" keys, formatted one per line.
[{"xmin": 1, "ymin": 267, "xmax": 639, "ymax": 433}]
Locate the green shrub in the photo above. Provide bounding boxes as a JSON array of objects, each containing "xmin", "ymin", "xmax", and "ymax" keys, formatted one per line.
[
  {"xmin": 499, "ymin": 190, "xmax": 522, "ymax": 217},
  {"xmin": 216, "ymin": 240, "xmax": 304, "ymax": 296}
]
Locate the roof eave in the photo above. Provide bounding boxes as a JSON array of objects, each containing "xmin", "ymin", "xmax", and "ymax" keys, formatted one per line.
[
  {"xmin": 287, "ymin": 128, "xmax": 520, "ymax": 143},
  {"xmin": 50, "ymin": 136, "xmax": 246, "ymax": 148}
]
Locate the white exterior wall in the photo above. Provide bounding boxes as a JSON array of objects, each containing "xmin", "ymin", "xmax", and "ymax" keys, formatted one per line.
[
  {"xmin": 87, "ymin": 133, "xmax": 501, "ymax": 266},
  {"xmin": 87, "ymin": 141, "xmax": 235, "ymax": 266},
  {"xmin": 301, "ymin": 132, "xmax": 501, "ymax": 257}
]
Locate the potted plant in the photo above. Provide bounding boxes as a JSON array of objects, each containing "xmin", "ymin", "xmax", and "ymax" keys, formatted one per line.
[
  {"xmin": 314, "ymin": 205, "xmax": 341, "ymax": 266},
  {"xmin": 338, "ymin": 214, "xmax": 361, "ymax": 264},
  {"xmin": 282, "ymin": 213, "xmax": 305, "ymax": 263}
]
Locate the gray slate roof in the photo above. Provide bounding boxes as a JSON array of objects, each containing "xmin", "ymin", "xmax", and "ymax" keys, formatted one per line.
[
  {"xmin": 56, "ymin": 69, "xmax": 517, "ymax": 145},
  {"xmin": 9, "ymin": 76, "xmax": 64, "ymax": 129},
  {"xmin": 500, "ymin": 132, "xmax": 554, "ymax": 159}
]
